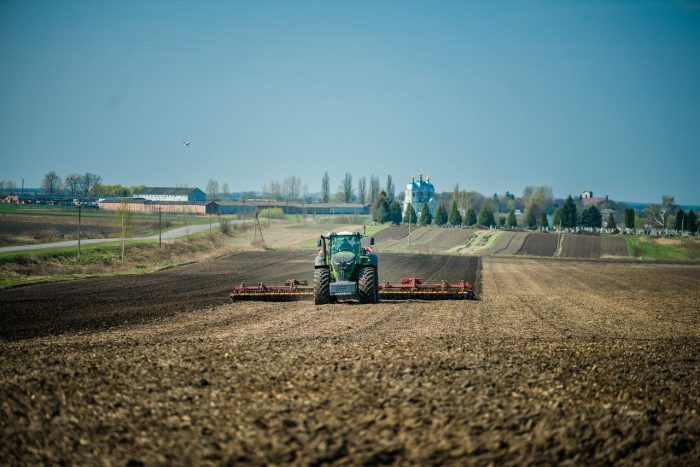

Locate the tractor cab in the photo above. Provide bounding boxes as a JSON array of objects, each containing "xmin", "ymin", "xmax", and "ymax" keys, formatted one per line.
[{"xmin": 330, "ymin": 233, "xmax": 359, "ymax": 255}]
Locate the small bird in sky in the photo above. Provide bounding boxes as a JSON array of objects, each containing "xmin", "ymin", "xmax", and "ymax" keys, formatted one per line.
[{"xmin": 183, "ymin": 141, "xmax": 191, "ymax": 148}]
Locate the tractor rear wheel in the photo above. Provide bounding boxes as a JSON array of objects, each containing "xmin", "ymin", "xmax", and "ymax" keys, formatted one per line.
[
  {"xmin": 314, "ymin": 268, "xmax": 331, "ymax": 305},
  {"xmin": 358, "ymin": 266, "xmax": 379, "ymax": 304}
]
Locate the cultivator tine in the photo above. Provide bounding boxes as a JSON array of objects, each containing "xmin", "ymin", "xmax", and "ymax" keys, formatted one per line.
[
  {"xmin": 378, "ymin": 277, "xmax": 475, "ymax": 300},
  {"xmin": 230, "ymin": 279, "xmax": 313, "ymax": 301}
]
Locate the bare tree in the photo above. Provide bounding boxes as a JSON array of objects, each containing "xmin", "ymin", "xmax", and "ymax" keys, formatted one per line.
[
  {"xmin": 80, "ymin": 172, "xmax": 102, "ymax": 196},
  {"xmin": 1, "ymin": 180, "xmax": 17, "ymax": 195},
  {"xmin": 206, "ymin": 179, "xmax": 219, "ymax": 200},
  {"xmin": 113, "ymin": 199, "xmax": 133, "ymax": 262},
  {"xmin": 453, "ymin": 190, "xmax": 472, "ymax": 214},
  {"xmin": 221, "ymin": 183, "xmax": 230, "ymax": 197},
  {"xmin": 41, "ymin": 171, "xmax": 62, "ymax": 197},
  {"xmin": 282, "ymin": 176, "xmax": 302, "ymax": 201},
  {"xmin": 522, "ymin": 186, "xmax": 554, "ymax": 212},
  {"xmin": 64, "ymin": 173, "xmax": 83, "ymax": 197},
  {"xmin": 321, "ymin": 172, "xmax": 330, "ymax": 203},
  {"xmin": 647, "ymin": 195, "xmax": 676, "ymax": 229},
  {"xmin": 338, "ymin": 172, "xmax": 354, "ymax": 203},
  {"xmin": 369, "ymin": 175, "xmax": 380, "ymax": 206},
  {"xmin": 357, "ymin": 176, "xmax": 367, "ymax": 205},
  {"xmin": 263, "ymin": 180, "xmax": 281, "ymax": 200}
]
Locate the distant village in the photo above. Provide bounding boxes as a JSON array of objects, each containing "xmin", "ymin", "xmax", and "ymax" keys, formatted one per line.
[{"xmin": 0, "ymin": 172, "xmax": 696, "ymax": 234}]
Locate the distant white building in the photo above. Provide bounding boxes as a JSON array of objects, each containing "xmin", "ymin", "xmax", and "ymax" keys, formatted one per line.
[
  {"xmin": 403, "ymin": 173, "xmax": 436, "ymax": 219},
  {"xmin": 133, "ymin": 187, "xmax": 206, "ymax": 203}
]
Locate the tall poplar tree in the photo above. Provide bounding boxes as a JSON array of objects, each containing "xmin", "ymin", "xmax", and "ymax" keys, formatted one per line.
[{"xmin": 418, "ymin": 201, "xmax": 432, "ymax": 225}]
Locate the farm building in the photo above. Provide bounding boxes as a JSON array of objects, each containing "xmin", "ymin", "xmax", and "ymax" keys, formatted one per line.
[
  {"xmin": 99, "ymin": 198, "xmax": 216, "ymax": 215},
  {"xmin": 581, "ymin": 195, "xmax": 608, "ymax": 207},
  {"xmin": 99, "ymin": 198, "xmax": 368, "ymax": 216},
  {"xmin": 403, "ymin": 173, "xmax": 436, "ymax": 219},
  {"xmin": 133, "ymin": 187, "xmax": 206, "ymax": 203}
]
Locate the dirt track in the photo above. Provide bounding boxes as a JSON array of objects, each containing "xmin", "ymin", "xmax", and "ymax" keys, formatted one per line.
[{"xmin": 2, "ymin": 254, "xmax": 700, "ymax": 464}]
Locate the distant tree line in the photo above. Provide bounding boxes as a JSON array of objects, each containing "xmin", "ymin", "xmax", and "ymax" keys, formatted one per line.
[{"xmin": 14, "ymin": 171, "xmax": 149, "ymax": 199}]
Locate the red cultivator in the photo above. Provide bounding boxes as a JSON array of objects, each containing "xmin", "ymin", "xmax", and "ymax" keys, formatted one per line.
[
  {"xmin": 230, "ymin": 279, "xmax": 312, "ymax": 301},
  {"xmin": 378, "ymin": 277, "xmax": 474, "ymax": 300},
  {"xmin": 230, "ymin": 277, "xmax": 474, "ymax": 301}
]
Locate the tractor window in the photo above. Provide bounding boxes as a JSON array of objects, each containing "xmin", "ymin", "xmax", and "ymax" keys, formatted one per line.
[{"xmin": 331, "ymin": 236, "xmax": 358, "ymax": 254}]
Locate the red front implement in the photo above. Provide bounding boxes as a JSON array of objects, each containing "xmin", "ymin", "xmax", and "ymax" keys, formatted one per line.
[
  {"xmin": 378, "ymin": 277, "xmax": 474, "ymax": 300},
  {"xmin": 230, "ymin": 279, "xmax": 313, "ymax": 301}
]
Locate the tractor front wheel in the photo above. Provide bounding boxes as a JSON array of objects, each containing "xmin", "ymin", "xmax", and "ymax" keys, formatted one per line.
[
  {"xmin": 314, "ymin": 268, "xmax": 331, "ymax": 305},
  {"xmin": 358, "ymin": 266, "xmax": 379, "ymax": 304}
]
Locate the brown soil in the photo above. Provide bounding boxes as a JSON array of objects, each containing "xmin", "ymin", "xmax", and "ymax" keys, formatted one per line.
[
  {"xmin": 2, "ymin": 255, "xmax": 699, "ymax": 465},
  {"xmin": 372, "ymin": 226, "xmax": 409, "ymax": 242},
  {"xmin": 377, "ymin": 227, "xmax": 473, "ymax": 254},
  {"xmin": 601, "ymin": 236, "xmax": 629, "ymax": 256},
  {"xmin": 0, "ymin": 251, "xmax": 479, "ymax": 341},
  {"xmin": 0, "ymin": 214, "xmax": 163, "ymax": 245},
  {"xmin": 490, "ymin": 231, "xmax": 529, "ymax": 255},
  {"xmin": 561, "ymin": 234, "xmax": 602, "ymax": 258},
  {"xmin": 516, "ymin": 232, "xmax": 558, "ymax": 256}
]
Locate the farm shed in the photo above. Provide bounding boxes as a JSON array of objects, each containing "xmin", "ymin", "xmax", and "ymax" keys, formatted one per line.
[
  {"xmin": 133, "ymin": 187, "xmax": 206, "ymax": 203},
  {"xmin": 98, "ymin": 198, "xmax": 215, "ymax": 215}
]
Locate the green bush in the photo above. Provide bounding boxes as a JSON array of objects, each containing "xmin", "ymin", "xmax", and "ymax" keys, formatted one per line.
[{"xmin": 258, "ymin": 208, "xmax": 285, "ymax": 219}]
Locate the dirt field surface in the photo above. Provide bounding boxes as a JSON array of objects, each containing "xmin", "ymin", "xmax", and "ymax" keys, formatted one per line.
[
  {"xmin": 561, "ymin": 234, "xmax": 602, "ymax": 258},
  {"xmin": 372, "ymin": 226, "xmax": 409, "ymax": 242},
  {"xmin": 490, "ymin": 231, "xmax": 529, "ymax": 255},
  {"xmin": 516, "ymin": 232, "xmax": 558, "ymax": 256},
  {"xmin": 2, "ymin": 255, "xmax": 700, "ymax": 465},
  {"xmin": 376, "ymin": 227, "xmax": 472, "ymax": 254},
  {"xmin": 0, "ymin": 251, "xmax": 479, "ymax": 341},
  {"xmin": 601, "ymin": 236, "xmax": 629, "ymax": 257},
  {"xmin": 0, "ymin": 213, "xmax": 160, "ymax": 246}
]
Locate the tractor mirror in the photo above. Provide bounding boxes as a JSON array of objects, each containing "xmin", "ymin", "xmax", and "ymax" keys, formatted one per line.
[
  {"xmin": 370, "ymin": 237, "xmax": 375, "ymax": 246},
  {"xmin": 317, "ymin": 239, "xmax": 322, "ymax": 248}
]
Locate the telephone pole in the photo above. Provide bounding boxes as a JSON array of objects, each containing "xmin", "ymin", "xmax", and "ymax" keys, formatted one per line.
[{"xmin": 77, "ymin": 204, "xmax": 82, "ymax": 260}]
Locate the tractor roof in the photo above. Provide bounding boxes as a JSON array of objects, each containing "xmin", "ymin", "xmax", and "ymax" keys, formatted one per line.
[{"xmin": 328, "ymin": 231, "xmax": 360, "ymax": 237}]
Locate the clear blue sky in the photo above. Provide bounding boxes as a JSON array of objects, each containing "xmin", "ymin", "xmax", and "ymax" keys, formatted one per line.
[{"xmin": 1, "ymin": 0, "xmax": 699, "ymax": 203}]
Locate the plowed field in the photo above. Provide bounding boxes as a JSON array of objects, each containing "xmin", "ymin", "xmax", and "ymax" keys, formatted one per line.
[
  {"xmin": 375, "ymin": 227, "xmax": 473, "ymax": 254},
  {"xmin": 516, "ymin": 232, "xmax": 558, "ymax": 256},
  {"xmin": 561, "ymin": 234, "xmax": 602, "ymax": 258},
  {"xmin": 601, "ymin": 236, "xmax": 630, "ymax": 256},
  {"xmin": 2, "ymin": 254, "xmax": 699, "ymax": 465}
]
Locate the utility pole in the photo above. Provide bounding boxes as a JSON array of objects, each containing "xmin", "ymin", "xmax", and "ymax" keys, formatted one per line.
[
  {"xmin": 77, "ymin": 204, "xmax": 81, "ymax": 260},
  {"xmin": 242, "ymin": 198, "xmax": 246, "ymax": 230},
  {"xmin": 158, "ymin": 207, "xmax": 162, "ymax": 248},
  {"xmin": 681, "ymin": 216, "xmax": 685, "ymax": 247},
  {"xmin": 267, "ymin": 199, "xmax": 270, "ymax": 228},
  {"xmin": 209, "ymin": 212, "xmax": 212, "ymax": 239},
  {"xmin": 408, "ymin": 211, "xmax": 411, "ymax": 247},
  {"xmin": 252, "ymin": 213, "xmax": 264, "ymax": 245}
]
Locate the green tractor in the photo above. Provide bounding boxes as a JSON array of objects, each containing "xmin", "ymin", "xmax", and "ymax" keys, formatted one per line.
[{"xmin": 314, "ymin": 231, "xmax": 379, "ymax": 304}]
